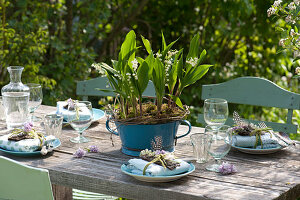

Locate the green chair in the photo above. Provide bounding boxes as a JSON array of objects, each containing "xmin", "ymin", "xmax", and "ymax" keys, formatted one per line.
[
  {"xmin": 72, "ymin": 189, "xmax": 116, "ymax": 200},
  {"xmin": 76, "ymin": 76, "xmax": 156, "ymax": 100},
  {"xmin": 0, "ymin": 156, "xmax": 54, "ymax": 200},
  {"xmin": 197, "ymin": 76, "xmax": 300, "ymax": 134}
]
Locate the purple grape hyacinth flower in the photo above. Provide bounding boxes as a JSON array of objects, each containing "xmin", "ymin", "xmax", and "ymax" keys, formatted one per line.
[
  {"xmin": 67, "ymin": 98, "xmax": 75, "ymax": 109},
  {"xmin": 73, "ymin": 148, "xmax": 86, "ymax": 158},
  {"xmin": 87, "ymin": 145, "xmax": 99, "ymax": 153},
  {"xmin": 23, "ymin": 122, "xmax": 33, "ymax": 133},
  {"xmin": 219, "ymin": 162, "xmax": 237, "ymax": 175},
  {"xmin": 155, "ymin": 150, "xmax": 166, "ymax": 155}
]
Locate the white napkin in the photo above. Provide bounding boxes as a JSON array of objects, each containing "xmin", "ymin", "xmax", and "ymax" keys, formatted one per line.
[
  {"xmin": 233, "ymin": 133, "xmax": 280, "ymax": 149},
  {"xmin": 56, "ymin": 101, "xmax": 92, "ymax": 121},
  {"xmin": 127, "ymin": 158, "xmax": 190, "ymax": 176},
  {"xmin": 0, "ymin": 134, "xmax": 56, "ymax": 152}
]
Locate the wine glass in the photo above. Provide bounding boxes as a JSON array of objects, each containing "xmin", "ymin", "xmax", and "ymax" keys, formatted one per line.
[
  {"xmin": 204, "ymin": 98, "xmax": 228, "ymax": 132},
  {"xmin": 67, "ymin": 101, "xmax": 93, "ymax": 143},
  {"xmin": 26, "ymin": 83, "xmax": 43, "ymax": 122},
  {"xmin": 205, "ymin": 125, "xmax": 232, "ymax": 172}
]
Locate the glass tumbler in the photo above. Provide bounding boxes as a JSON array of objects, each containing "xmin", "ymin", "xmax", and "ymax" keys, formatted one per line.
[
  {"xmin": 190, "ymin": 133, "xmax": 212, "ymax": 163},
  {"xmin": 44, "ymin": 114, "xmax": 63, "ymax": 138}
]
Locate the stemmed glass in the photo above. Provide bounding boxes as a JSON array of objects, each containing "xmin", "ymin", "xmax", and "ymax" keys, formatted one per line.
[
  {"xmin": 205, "ymin": 125, "xmax": 232, "ymax": 172},
  {"xmin": 204, "ymin": 98, "xmax": 228, "ymax": 132},
  {"xmin": 67, "ymin": 101, "xmax": 93, "ymax": 143},
  {"xmin": 26, "ymin": 83, "xmax": 43, "ymax": 122}
]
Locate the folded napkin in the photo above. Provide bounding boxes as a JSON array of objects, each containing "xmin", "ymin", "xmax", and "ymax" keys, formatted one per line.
[
  {"xmin": 233, "ymin": 133, "xmax": 281, "ymax": 149},
  {"xmin": 0, "ymin": 134, "xmax": 56, "ymax": 152},
  {"xmin": 127, "ymin": 158, "xmax": 190, "ymax": 176},
  {"xmin": 56, "ymin": 101, "xmax": 92, "ymax": 121}
]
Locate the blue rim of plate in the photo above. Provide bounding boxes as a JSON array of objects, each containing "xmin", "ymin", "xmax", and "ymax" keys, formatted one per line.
[
  {"xmin": 121, "ymin": 162, "xmax": 195, "ymax": 179},
  {"xmin": 0, "ymin": 138, "xmax": 61, "ymax": 156},
  {"xmin": 90, "ymin": 108, "xmax": 105, "ymax": 122},
  {"xmin": 231, "ymin": 144, "xmax": 284, "ymax": 154},
  {"xmin": 55, "ymin": 108, "xmax": 105, "ymax": 124}
]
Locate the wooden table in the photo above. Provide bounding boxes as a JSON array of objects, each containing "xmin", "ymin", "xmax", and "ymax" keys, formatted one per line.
[{"xmin": 0, "ymin": 105, "xmax": 300, "ymax": 200}]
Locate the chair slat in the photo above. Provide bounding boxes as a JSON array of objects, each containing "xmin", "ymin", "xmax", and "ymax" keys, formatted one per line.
[
  {"xmin": 201, "ymin": 77, "xmax": 300, "ymax": 109},
  {"xmin": 76, "ymin": 77, "xmax": 156, "ymax": 98}
]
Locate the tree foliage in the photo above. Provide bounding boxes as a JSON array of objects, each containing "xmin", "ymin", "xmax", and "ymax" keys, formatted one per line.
[{"xmin": 0, "ymin": 0, "xmax": 299, "ymax": 137}]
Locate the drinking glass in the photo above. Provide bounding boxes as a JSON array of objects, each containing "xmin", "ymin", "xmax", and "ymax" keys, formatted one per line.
[
  {"xmin": 44, "ymin": 114, "xmax": 63, "ymax": 138},
  {"xmin": 67, "ymin": 101, "xmax": 93, "ymax": 143},
  {"xmin": 205, "ymin": 125, "xmax": 232, "ymax": 172},
  {"xmin": 203, "ymin": 98, "xmax": 228, "ymax": 131},
  {"xmin": 190, "ymin": 133, "xmax": 212, "ymax": 163},
  {"xmin": 26, "ymin": 83, "xmax": 43, "ymax": 122}
]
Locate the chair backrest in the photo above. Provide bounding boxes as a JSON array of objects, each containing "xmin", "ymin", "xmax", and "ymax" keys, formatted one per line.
[
  {"xmin": 76, "ymin": 77, "xmax": 156, "ymax": 100},
  {"xmin": 0, "ymin": 156, "xmax": 54, "ymax": 200},
  {"xmin": 197, "ymin": 76, "xmax": 300, "ymax": 134}
]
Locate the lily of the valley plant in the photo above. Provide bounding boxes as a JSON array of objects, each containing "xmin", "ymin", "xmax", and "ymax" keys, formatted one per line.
[{"xmin": 92, "ymin": 30, "xmax": 212, "ymax": 124}]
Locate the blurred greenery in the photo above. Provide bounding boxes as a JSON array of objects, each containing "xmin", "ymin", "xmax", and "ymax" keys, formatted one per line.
[{"xmin": 0, "ymin": 0, "xmax": 299, "ymax": 139}]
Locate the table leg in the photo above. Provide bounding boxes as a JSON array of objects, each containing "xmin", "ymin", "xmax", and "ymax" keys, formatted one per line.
[{"xmin": 52, "ymin": 184, "xmax": 72, "ymax": 200}]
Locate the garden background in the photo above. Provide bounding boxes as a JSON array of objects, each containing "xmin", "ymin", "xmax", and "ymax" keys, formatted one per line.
[{"xmin": 1, "ymin": 0, "xmax": 300, "ymax": 140}]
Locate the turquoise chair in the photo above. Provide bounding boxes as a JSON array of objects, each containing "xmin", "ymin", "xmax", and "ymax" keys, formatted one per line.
[
  {"xmin": 76, "ymin": 76, "xmax": 156, "ymax": 100},
  {"xmin": 0, "ymin": 156, "xmax": 54, "ymax": 200},
  {"xmin": 197, "ymin": 76, "xmax": 300, "ymax": 134}
]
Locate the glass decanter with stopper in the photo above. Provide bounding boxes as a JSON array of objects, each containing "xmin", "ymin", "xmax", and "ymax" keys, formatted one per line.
[{"xmin": 1, "ymin": 66, "xmax": 30, "ymax": 129}]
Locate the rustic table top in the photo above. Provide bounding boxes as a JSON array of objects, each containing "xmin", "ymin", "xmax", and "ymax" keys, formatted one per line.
[{"xmin": 0, "ymin": 105, "xmax": 299, "ymax": 200}]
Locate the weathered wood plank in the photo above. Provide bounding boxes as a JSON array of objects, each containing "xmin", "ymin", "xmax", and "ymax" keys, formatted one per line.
[
  {"xmin": 0, "ymin": 105, "xmax": 298, "ymax": 200},
  {"xmin": 52, "ymin": 184, "xmax": 72, "ymax": 200}
]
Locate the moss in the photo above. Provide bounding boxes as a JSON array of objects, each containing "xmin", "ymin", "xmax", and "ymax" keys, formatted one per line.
[{"xmin": 114, "ymin": 102, "xmax": 188, "ymax": 124}]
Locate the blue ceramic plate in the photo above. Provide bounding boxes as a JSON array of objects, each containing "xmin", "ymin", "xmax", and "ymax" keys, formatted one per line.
[
  {"xmin": 121, "ymin": 163, "xmax": 195, "ymax": 182},
  {"xmin": 92, "ymin": 108, "xmax": 105, "ymax": 122},
  {"xmin": 231, "ymin": 144, "xmax": 284, "ymax": 154},
  {"xmin": 57, "ymin": 108, "xmax": 105, "ymax": 124},
  {"xmin": 0, "ymin": 138, "xmax": 61, "ymax": 156}
]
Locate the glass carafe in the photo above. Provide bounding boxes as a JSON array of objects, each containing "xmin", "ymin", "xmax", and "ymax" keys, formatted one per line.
[{"xmin": 1, "ymin": 66, "xmax": 30, "ymax": 129}]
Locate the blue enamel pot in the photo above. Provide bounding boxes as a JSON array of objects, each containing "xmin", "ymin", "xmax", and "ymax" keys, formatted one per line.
[{"xmin": 106, "ymin": 119, "xmax": 191, "ymax": 156}]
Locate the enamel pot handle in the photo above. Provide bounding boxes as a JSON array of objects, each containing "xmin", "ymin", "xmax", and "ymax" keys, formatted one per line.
[
  {"xmin": 106, "ymin": 118, "xmax": 119, "ymax": 136},
  {"xmin": 175, "ymin": 120, "xmax": 192, "ymax": 139}
]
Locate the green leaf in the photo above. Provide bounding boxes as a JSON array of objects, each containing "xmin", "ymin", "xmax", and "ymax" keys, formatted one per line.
[
  {"xmin": 187, "ymin": 34, "xmax": 200, "ymax": 59},
  {"xmin": 161, "ymin": 38, "xmax": 179, "ymax": 59},
  {"xmin": 276, "ymin": 48, "xmax": 285, "ymax": 54},
  {"xmin": 152, "ymin": 58, "xmax": 165, "ymax": 100},
  {"xmin": 99, "ymin": 62, "xmax": 118, "ymax": 75},
  {"xmin": 118, "ymin": 31, "xmax": 137, "ymax": 75},
  {"xmin": 182, "ymin": 64, "xmax": 212, "ymax": 88},
  {"xmin": 168, "ymin": 49, "xmax": 183, "ymax": 91},
  {"xmin": 275, "ymin": 27, "xmax": 285, "ymax": 32},
  {"xmin": 141, "ymin": 35, "xmax": 152, "ymax": 54},
  {"xmin": 293, "ymin": 75, "xmax": 300, "ymax": 78},
  {"xmin": 137, "ymin": 61, "xmax": 149, "ymax": 95},
  {"xmin": 145, "ymin": 53, "xmax": 155, "ymax": 78},
  {"xmin": 161, "ymin": 31, "xmax": 167, "ymax": 51},
  {"xmin": 136, "ymin": 57, "xmax": 144, "ymax": 65},
  {"xmin": 169, "ymin": 95, "xmax": 183, "ymax": 109},
  {"xmin": 105, "ymin": 73, "xmax": 119, "ymax": 91},
  {"xmin": 198, "ymin": 49, "xmax": 207, "ymax": 64},
  {"xmin": 119, "ymin": 30, "xmax": 136, "ymax": 61},
  {"xmin": 177, "ymin": 54, "xmax": 184, "ymax": 80},
  {"xmin": 293, "ymin": 57, "xmax": 300, "ymax": 62},
  {"xmin": 111, "ymin": 59, "xmax": 119, "ymax": 71}
]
